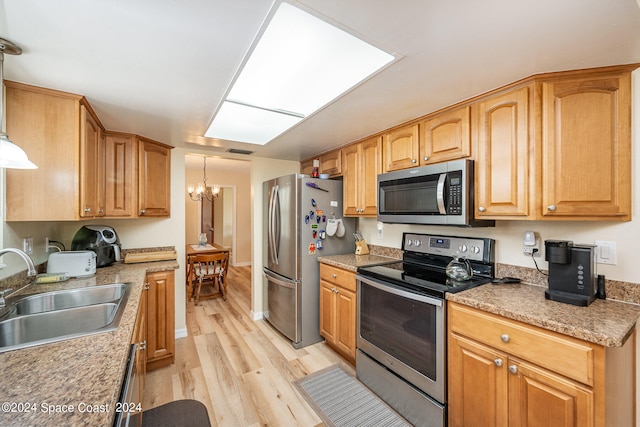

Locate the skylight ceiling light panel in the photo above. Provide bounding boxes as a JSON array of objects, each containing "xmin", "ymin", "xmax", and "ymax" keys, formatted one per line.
[
  {"xmin": 227, "ymin": 3, "xmax": 395, "ymax": 116},
  {"xmin": 204, "ymin": 101, "xmax": 301, "ymax": 145},
  {"xmin": 206, "ymin": 2, "xmax": 395, "ymax": 145}
]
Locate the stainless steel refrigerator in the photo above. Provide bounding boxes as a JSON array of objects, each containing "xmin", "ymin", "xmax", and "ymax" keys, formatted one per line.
[{"xmin": 263, "ymin": 174, "xmax": 355, "ymax": 348}]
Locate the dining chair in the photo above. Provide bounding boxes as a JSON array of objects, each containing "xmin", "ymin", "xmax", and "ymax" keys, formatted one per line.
[{"xmin": 190, "ymin": 251, "xmax": 229, "ymax": 305}]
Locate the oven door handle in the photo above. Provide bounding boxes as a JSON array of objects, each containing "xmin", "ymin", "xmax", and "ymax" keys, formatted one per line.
[
  {"xmin": 436, "ymin": 173, "xmax": 447, "ymax": 215},
  {"xmin": 357, "ymin": 275, "xmax": 443, "ymax": 307}
]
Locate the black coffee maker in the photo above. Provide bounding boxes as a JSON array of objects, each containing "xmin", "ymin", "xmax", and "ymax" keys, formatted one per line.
[
  {"xmin": 544, "ymin": 240, "xmax": 597, "ymax": 306},
  {"xmin": 72, "ymin": 225, "xmax": 122, "ymax": 267}
]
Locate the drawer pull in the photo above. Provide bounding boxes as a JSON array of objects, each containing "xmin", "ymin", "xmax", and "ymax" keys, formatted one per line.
[
  {"xmin": 509, "ymin": 365, "xmax": 518, "ymax": 375},
  {"xmin": 494, "ymin": 358, "xmax": 503, "ymax": 367},
  {"xmin": 500, "ymin": 334, "xmax": 510, "ymax": 343},
  {"xmin": 332, "ymin": 274, "xmax": 337, "ymax": 279}
]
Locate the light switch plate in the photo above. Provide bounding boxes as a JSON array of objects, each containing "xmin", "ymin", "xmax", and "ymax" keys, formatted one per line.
[{"xmin": 595, "ymin": 240, "xmax": 617, "ymax": 265}]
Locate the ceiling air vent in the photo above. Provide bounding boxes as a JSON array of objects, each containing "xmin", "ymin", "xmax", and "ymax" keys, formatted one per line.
[{"xmin": 227, "ymin": 148, "xmax": 254, "ymax": 155}]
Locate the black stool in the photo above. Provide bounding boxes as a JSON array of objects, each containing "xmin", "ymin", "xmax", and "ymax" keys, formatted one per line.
[{"xmin": 142, "ymin": 399, "xmax": 211, "ymax": 427}]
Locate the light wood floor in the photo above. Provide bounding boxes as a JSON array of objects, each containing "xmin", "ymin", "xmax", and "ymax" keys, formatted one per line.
[{"xmin": 143, "ymin": 265, "xmax": 353, "ymax": 426}]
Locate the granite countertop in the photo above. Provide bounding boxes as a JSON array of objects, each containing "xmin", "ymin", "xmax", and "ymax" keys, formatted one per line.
[
  {"xmin": 0, "ymin": 259, "xmax": 178, "ymax": 427},
  {"xmin": 317, "ymin": 253, "xmax": 399, "ymax": 272},
  {"xmin": 447, "ymin": 283, "xmax": 640, "ymax": 348}
]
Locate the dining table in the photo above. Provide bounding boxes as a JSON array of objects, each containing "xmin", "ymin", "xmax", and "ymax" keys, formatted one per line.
[{"xmin": 185, "ymin": 243, "xmax": 230, "ymax": 301}]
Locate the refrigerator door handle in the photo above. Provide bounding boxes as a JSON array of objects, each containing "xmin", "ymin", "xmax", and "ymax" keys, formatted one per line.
[
  {"xmin": 262, "ymin": 270, "xmax": 297, "ymax": 289},
  {"xmin": 269, "ymin": 184, "xmax": 280, "ymax": 265}
]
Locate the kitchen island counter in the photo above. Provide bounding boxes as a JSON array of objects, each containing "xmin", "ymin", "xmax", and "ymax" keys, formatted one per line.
[
  {"xmin": 447, "ymin": 282, "xmax": 640, "ymax": 347},
  {"xmin": 0, "ymin": 259, "xmax": 178, "ymax": 427}
]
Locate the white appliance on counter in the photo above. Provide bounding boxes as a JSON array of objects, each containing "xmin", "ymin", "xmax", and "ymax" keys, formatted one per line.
[
  {"xmin": 263, "ymin": 174, "xmax": 355, "ymax": 348},
  {"xmin": 46, "ymin": 251, "xmax": 97, "ymax": 277}
]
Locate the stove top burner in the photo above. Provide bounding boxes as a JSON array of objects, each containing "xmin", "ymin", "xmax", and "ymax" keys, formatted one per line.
[
  {"xmin": 357, "ymin": 232, "xmax": 495, "ymax": 298},
  {"xmin": 357, "ymin": 260, "xmax": 493, "ymax": 298}
]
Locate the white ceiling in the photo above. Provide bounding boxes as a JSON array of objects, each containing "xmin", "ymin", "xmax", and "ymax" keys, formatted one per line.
[{"xmin": 2, "ymin": 0, "xmax": 640, "ymax": 162}]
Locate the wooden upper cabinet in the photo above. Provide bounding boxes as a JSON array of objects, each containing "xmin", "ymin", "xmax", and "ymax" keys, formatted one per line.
[
  {"xmin": 320, "ymin": 150, "xmax": 342, "ymax": 176},
  {"xmin": 5, "ymin": 81, "xmax": 173, "ymax": 221},
  {"xmin": 383, "ymin": 123, "xmax": 420, "ymax": 172},
  {"xmin": 105, "ymin": 132, "xmax": 137, "ymax": 217},
  {"xmin": 80, "ymin": 105, "xmax": 105, "ymax": 218},
  {"xmin": 343, "ymin": 136, "xmax": 381, "ymax": 216},
  {"xmin": 541, "ymin": 70, "xmax": 631, "ymax": 220},
  {"xmin": 5, "ymin": 82, "xmax": 101, "ymax": 221},
  {"xmin": 300, "ymin": 158, "xmax": 314, "ymax": 175},
  {"xmin": 138, "ymin": 137, "xmax": 172, "ymax": 217},
  {"xmin": 475, "ymin": 85, "xmax": 532, "ymax": 219},
  {"xmin": 420, "ymin": 105, "xmax": 471, "ymax": 165}
]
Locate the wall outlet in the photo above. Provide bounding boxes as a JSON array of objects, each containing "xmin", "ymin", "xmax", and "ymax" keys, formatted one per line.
[
  {"xmin": 595, "ymin": 240, "xmax": 617, "ymax": 265},
  {"xmin": 23, "ymin": 237, "xmax": 33, "ymax": 254},
  {"xmin": 523, "ymin": 231, "xmax": 540, "ymax": 256}
]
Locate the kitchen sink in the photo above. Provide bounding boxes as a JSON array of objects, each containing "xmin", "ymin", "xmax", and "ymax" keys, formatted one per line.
[
  {"xmin": 0, "ymin": 283, "xmax": 131, "ymax": 353},
  {"xmin": 13, "ymin": 283, "xmax": 128, "ymax": 315}
]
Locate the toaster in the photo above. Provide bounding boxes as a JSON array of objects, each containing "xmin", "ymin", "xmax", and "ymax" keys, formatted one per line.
[{"xmin": 46, "ymin": 251, "xmax": 97, "ymax": 277}]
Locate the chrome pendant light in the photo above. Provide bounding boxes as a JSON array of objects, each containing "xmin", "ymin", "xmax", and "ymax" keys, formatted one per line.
[{"xmin": 0, "ymin": 38, "xmax": 37, "ymax": 169}]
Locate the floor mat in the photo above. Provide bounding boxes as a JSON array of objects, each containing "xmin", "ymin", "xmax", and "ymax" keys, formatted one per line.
[{"xmin": 293, "ymin": 364, "xmax": 412, "ymax": 427}]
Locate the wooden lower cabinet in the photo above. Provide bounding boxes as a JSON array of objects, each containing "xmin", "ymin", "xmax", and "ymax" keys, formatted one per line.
[
  {"xmin": 448, "ymin": 302, "xmax": 634, "ymax": 427},
  {"xmin": 131, "ymin": 286, "xmax": 147, "ymax": 424},
  {"xmin": 146, "ymin": 270, "xmax": 175, "ymax": 370},
  {"xmin": 319, "ymin": 264, "xmax": 357, "ymax": 362}
]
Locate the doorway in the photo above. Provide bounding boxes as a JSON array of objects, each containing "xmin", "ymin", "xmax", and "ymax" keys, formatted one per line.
[{"xmin": 185, "ymin": 154, "xmax": 251, "ymax": 267}]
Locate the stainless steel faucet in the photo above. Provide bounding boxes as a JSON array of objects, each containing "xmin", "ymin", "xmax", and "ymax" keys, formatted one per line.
[{"xmin": 0, "ymin": 248, "xmax": 37, "ymax": 277}]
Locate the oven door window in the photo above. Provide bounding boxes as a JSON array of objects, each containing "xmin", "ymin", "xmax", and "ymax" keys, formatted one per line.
[
  {"xmin": 360, "ymin": 281, "xmax": 438, "ymax": 380},
  {"xmin": 379, "ymin": 174, "xmax": 444, "ymax": 215}
]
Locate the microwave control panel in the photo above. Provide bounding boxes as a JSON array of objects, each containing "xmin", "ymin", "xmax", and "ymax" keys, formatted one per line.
[{"xmin": 447, "ymin": 171, "xmax": 463, "ymax": 215}]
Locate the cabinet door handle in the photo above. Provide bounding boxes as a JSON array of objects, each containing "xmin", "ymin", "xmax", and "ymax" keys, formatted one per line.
[
  {"xmin": 84, "ymin": 207, "xmax": 92, "ymax": 213},
  {"xmin": 547, "ymin": 205, "xmax": 557, "ymax": 211},
  {"xmin": 423, "ymin": 156, "xmax": 429, "ymax": 161},
  {"xmin": 508, "ymin": 365, "xmax": 518, "ymax": 374},
  {"xmin": 139, "ymin": 340, "xmax": 147, "ymax": 351},
  {"xmin": 140, "ymin": 209, "xmax": 146, "ymax": 215},
  {"xmin": 411, "ymin": 159, "xmax": 417, "ymax": 163},
  {"xmin": 478, "ymin": 206, "xmax": 486, "ymax": 212},
  {"xmin": 494, "ymin": 358, "xmax": 503, "ymax": 367},
  {"xmin": 500, "ymin": 334, "xmax": 510, "ymax": 343}
]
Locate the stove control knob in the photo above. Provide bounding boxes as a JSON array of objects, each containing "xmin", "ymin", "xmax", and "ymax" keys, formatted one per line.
[
  {"xmin": 406, "ymin": 239, "xmax": 413, "ymax": 247},
  {"xmin": 458, "ymin": 244, "xmax": 468, "ymax": 253},
  {"xmin": 413, "ymin": 240, "xmax": 422, "ymax": 247},
  {"xmin": 471, "ymin": 246, "xmax": 481, "ymax": 254}
]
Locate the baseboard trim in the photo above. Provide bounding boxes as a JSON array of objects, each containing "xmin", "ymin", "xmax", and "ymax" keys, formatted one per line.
[
  {"xmin": 175, "ymin": 328, "xmax": 188, "ymax": 339},
  {"xmin": 232, "ymin": 261, "xmax": 252, "ymax": 267},
  {"xmin": 251, "ymin": 310, "xmax": 264, "ymax": 321}
]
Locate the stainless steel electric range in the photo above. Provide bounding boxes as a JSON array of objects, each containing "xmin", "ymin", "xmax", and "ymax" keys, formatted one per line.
[{"xmin": 356, "ymin": 232, "xmax": 495, "ymax": 427}]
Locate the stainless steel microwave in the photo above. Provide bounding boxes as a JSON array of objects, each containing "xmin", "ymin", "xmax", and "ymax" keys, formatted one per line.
[{"xmin": 377, "ymin": 159, "xmax": 494, "ymax": 227}]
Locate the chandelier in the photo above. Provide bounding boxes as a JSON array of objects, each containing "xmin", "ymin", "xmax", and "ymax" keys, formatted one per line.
[{"xmin": 188, "ymin": 156, "xmax": 219, "ymax": 201}]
